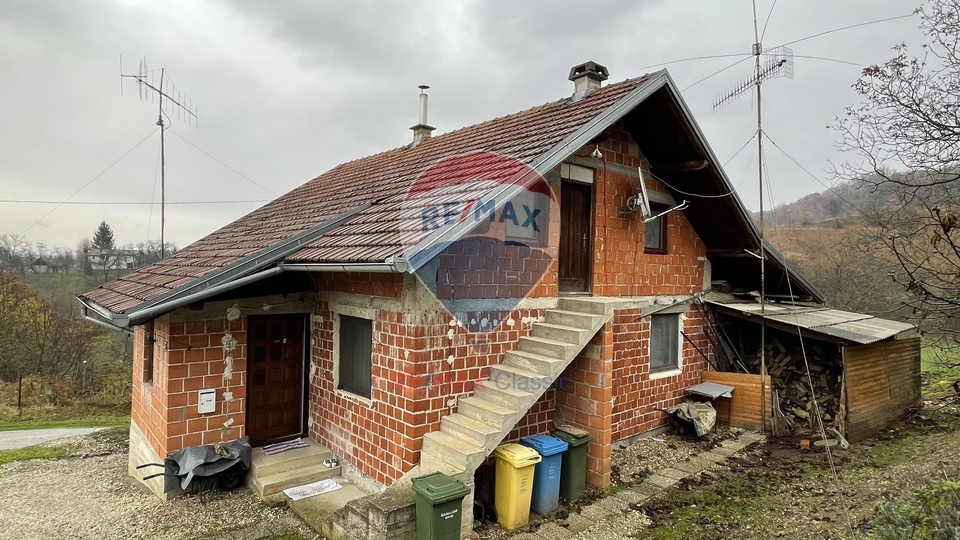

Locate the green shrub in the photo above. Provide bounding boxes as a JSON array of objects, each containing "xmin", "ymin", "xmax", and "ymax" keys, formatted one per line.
[{"xmin": 866, "ymin": 480, "xmax": 960, "ymax": 539}]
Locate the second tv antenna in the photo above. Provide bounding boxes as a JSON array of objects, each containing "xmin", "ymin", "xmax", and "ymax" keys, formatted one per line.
[{"xmin": 121, "ymin": 56, "xmax": 198, "ymax": 259}]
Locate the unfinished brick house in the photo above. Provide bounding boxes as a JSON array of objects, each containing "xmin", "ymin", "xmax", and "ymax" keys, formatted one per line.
[{"xmin": 79, "ymin": 62, "xmax": 826, "ymax": 537}]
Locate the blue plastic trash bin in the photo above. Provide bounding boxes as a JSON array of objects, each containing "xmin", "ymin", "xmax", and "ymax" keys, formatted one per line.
[{"xmin": 520, "ymin": 434, "xmax": 569, "ymax": 514}]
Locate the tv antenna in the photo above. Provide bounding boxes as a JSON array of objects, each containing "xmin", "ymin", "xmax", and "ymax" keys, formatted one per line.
[
  {"xmin": 710, "ymin": 5, "xmax": 796, "ymax": 433},
  {"xmin": 120, "ymin": 56, "xmax": 198, "ymax": 259}
]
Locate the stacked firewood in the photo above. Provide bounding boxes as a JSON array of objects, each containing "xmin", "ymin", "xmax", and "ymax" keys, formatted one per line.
[{"xmin": 746, "ymin": 337, "xmax": 844, "ymax": 430}]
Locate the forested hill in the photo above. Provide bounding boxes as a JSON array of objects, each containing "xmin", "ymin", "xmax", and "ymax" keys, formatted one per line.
[{"xmin": 757, "ymin": 179, "xmax": 892, "ymax": 227}]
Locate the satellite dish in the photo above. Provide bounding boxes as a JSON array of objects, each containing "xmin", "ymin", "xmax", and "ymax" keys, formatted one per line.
[{"xmin": 634, "ymin": 167, "xmax": 652, "ymax": 219}]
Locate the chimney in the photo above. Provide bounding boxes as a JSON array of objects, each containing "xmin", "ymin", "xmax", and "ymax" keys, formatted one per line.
[
  {"xmin": 568, "ymin": 61, "xmax": 609, "ymax": 95},
  {"xmin": 410, "ymin": 85, "xmax": 435, "ymax": 147}
]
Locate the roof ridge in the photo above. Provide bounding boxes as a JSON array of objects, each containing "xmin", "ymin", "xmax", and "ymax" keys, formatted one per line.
[{"xmin": 302, "ymin": 75, "xmax": 652, "ymax": 176}]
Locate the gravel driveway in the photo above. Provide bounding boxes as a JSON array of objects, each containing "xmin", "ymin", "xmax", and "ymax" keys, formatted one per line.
[{"xmin": 0, "ymin": 429, "xmax": 322, "ymax": 540}]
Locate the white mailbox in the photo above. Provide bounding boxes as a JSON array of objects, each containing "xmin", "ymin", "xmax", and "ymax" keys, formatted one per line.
[{"xmin": 198, "ymin": 388, "xmax": 216, "ymax": 414}]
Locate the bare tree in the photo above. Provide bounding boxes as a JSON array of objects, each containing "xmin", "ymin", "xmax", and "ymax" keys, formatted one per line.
[{"xmin": 834, "ymin": 1, "xmax": 960, "ymax": 351}]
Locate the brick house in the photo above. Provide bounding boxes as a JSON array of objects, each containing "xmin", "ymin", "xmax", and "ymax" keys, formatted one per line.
[{"xmin": 79, "ymin": 62, "xmax": 826, "ymax": 536}]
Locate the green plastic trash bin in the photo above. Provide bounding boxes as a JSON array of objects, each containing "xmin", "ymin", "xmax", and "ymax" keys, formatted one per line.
[
  {"xmin": 412, "ymin": 472, "xmax": 471, "ymax": 540},
  {"xmin": 551, "ymin": 427, "xmax": 593, "ymax": 501}
]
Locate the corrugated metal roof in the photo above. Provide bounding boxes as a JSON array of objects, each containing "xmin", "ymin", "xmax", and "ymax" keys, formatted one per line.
[{"xmin": 709, "ymin": 301, "xmax": 916, "ymax": 345}]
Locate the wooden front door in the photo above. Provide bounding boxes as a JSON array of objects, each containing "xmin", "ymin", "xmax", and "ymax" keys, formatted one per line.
[
  {"xmin": 246, "ymin": 314, "xmax": 307, "ymax": 447},
  {"xmin": 559, "ymin": 181, "xmax": 593, "ymax": 293}
]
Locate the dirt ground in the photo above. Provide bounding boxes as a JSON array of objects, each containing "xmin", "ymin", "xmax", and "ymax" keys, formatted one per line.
[
  {"xmin": 631, "ymin": 406, "xmax": 960, "ymax": 539},
  {"xmin": 3, "ymin": 404, "xmax": 960, "ymax": 540},
  {"xmin": 0, "ymin": 428, "xmax": 320, "ymax": 540}
]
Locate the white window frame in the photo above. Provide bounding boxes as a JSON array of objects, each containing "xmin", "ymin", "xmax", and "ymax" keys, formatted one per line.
[
  {"xmin": 331, "ymin": 304, "xmax": 376, "ymax": 403},
  {"xmin": 649, "ymin": 312, "xmax": 684, "ymax": 379}
]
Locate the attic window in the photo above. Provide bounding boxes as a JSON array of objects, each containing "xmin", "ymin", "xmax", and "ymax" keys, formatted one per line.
[{"xmin": 644, "ymin": 203, "xmax": 668, "ymax": 253}]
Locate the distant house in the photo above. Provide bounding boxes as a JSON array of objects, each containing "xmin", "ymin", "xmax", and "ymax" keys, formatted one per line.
[
  {"xmin": 78, "ymin": 61, "xmax": 919, "ymax": 540},
  {"xmin": 30, "ymin": 257, "xmax": 62, "ymax": 273},
  {"xmin": 85, "ymin": 249, "xmax": 141, "ymax": 271}
]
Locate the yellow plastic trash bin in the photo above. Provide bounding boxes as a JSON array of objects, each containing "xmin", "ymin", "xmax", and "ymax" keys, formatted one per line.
[{"xmin": 492, "ymin": 443, "xmax": 542, "ymax": 530}]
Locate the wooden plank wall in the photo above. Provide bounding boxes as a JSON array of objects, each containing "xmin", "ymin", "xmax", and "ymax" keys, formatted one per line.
[
  {"xmin": 844, "ymin": 337, "xmax": 921, "ymax": 442},
  {"xmin": 702, "ymin": 371, "xmax": 771, "ymax": 430}
]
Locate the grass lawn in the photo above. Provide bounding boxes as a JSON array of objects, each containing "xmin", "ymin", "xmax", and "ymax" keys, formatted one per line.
[
  {"xmin": 0, "ymin": 416, "xmax": 129, "ymax": 432},
  {"xmin": 920, "ymin": 345, "xmax": 960, "ymax": 398}
]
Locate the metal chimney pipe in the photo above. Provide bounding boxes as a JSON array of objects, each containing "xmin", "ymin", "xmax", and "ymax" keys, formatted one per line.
[
  {"xmin": 410, "ymin": 84, "xmax": 435, "ymax": 147},
  {"xmin": 418, "ymin": 85, "xmax": 429, "ymax": 125}
]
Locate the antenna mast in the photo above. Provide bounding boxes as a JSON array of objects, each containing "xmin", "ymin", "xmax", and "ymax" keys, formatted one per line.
[
  {"xmin": 752, "ymin": 0, "xmax": 767, "ymax": 434},
  {"xmin": 121, "ymin": 56, "xmax": 198, "ymax": 259},
  {"xmin": 713, "ymin": 5, "xmax": 795, "ymax": 433}
]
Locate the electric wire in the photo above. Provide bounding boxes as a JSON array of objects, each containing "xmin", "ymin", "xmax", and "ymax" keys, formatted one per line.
[
  {"xmin": 648, "ymin": 171, "xmax": 738, "ymax": 199},
  {"xmin": 20, "ymin": 128, "xmax": 159, "ymax": 235},
  {"xmin": 1, "ymin": 199, "xmax": 269, "ymax": 205},
  {"xmin": 637, "ymin": 53, "xmax": 751, "ymax": 72},
  {"xmin": 790, "ymin": 55, "xmax": 859, "ymax": 67},
  {"xmin": 167, "ymin": 129, "xmax": 277, "ymax": 196}
]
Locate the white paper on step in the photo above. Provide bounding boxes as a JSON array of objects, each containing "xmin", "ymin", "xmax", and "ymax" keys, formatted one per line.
[{"xmin": 283, "ymin": 478, "xmax": 342, "ymax": 501}]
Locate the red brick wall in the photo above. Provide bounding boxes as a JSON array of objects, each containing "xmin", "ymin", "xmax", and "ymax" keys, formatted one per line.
[
  {"xmin": 130, "ymin": 315, "xmax": 248, "ymax": 459},
  {"xmin": 308, "ymin": 298, "xmax": 548, "ymax": 486},
  {"xmin": 610, "ymin": 307, "xmax": 711, "ymax": 440},
  {"xmin": 576, "ymin": 121, "xmax": 707, "ymax": 297}
]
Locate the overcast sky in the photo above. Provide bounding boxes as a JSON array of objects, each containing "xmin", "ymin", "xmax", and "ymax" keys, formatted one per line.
[{"xmin": 0, "ymin": 0, "xmax": 924, "ymax": 251}]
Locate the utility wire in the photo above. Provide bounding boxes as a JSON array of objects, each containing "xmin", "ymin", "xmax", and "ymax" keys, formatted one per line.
[
  {"xmin": 167, "ymin": 129, "xmax": 277, "ymax": 196},
  {"xmin": 20, "ymin": 128, "xmax": 159, "ymax": 235},
  {"xmin": 791, "ymin": 55, "xmax": 859, "ymax": 67},
  {"xmin": 2, "ymin": 199, "xmax": 269, "ymax": 205}
]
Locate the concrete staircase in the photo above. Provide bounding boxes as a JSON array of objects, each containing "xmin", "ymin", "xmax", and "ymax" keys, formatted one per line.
[
  {"xmin": 420, "ymin": 297, "xmax": 611, "ymax": 476},
  {"xmin": 247, "ymin": 438, "xmax": 341, "ymax": 498}
]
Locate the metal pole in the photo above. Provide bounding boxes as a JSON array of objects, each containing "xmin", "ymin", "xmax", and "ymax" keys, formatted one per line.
[
  {"xmin": 159, "ymin": 68, "xmax": 166, "ymax": 260},
  {"xmin": 752, "ymin": 0, "xmax": 767, "ymax": 433},
  {"xmin": 17, "ymin": 374, "xmax": 22, "ymax": 419}
]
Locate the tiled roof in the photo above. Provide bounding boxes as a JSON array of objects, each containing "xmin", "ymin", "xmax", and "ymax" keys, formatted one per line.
[{"xmin": 82, "ymin": 75, "xmax": 653, "ymax": 315}]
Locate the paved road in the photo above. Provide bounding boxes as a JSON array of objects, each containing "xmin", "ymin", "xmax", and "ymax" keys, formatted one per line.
[{"xmin": 0, "ymin": 428, "xmax": 106, "ymax": 451}]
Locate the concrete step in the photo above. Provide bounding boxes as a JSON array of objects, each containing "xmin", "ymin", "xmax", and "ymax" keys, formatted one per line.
[
  {"xmin": 473, "ymin": 379, "xmax": 537, "ymax": 410},
  {"xmin": 532, "ymin": 322, "xmax": 589, "ymax": 344},
  {"xmin": 441, "ymin": 413, "xmax": 502, "ymax": 448},
  {"xmin": 489, "ymin": 363, "xmax": 557, "ymax": 393},
  {"xmin": 249, "ymin": 462, "xmax": 342, "ymax": 498},
  {"xmin": 422, "ymin": 431, "xmax": 480, "ymax": 472},
  {"xmin": 558, "ymin": 297, "xmax": 610, "ymax": 315},
  {"xmin": 249, "ymin": 440, "xmax": 331, "ymax": 478},
  {"xmin": 518, "ymin": 335, "xmax": 575, "ymax": 358},
  {"xmin": 503, "ymin": 349, "xmax": 565, "ymax": 375},
  {"xmin": 545, "ymin": 309, "xmax": 603, "ymax": 330},
  {"xmin": 457, "ymin": 396, "xmax": 517, "ymax": 428},
  {"xmin": 288, "ymin": 478, "xmax": 370, "ymax": 540}
]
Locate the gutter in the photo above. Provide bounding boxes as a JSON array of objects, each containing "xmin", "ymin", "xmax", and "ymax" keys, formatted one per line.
[
  {"xmin": 279, "ymin": 256, "xmax": 410, "ymax": 274},
  {"xmin": 78, "ymin": 300, "xmax": 132, "ymax": 334}
]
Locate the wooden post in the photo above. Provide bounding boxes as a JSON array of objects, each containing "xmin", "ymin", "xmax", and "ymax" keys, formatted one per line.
[{"xmin": 17, "ymin": 374, "xmax": 23, "ymax": 419}]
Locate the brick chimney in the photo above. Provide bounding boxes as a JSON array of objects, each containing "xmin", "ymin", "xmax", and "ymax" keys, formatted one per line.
[
  {"xmin": 410, "ymin": 85, "xmax": 435, "ymax": 147},
  {"xmin": 569, "ymin": 61, "xmax": 609, "ymax": 95}
]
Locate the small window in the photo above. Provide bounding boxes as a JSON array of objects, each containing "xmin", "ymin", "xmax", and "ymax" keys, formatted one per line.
[
  {"xmin": 143, "ymin": 321, "xmax": 155, "ymax": 384},
  {"xmin": 644, "ymin": 203, "xmax": 668, "ymax": 253},
  {"xmin": 338, "ymin": 315, "xmax": 373, "ymax": 398},
  {"xmin": 649, "ymin": 313, "xmax": 680, "ymax": 373}
]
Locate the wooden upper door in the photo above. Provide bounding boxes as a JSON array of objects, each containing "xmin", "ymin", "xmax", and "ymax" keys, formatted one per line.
[
  {"xmin": 246, "ymin": 314, "xmax": 307, "ymax": 447},
  {"xmin": 559, "ymin": 181, "xmax": 593, "ymax": 293}
]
